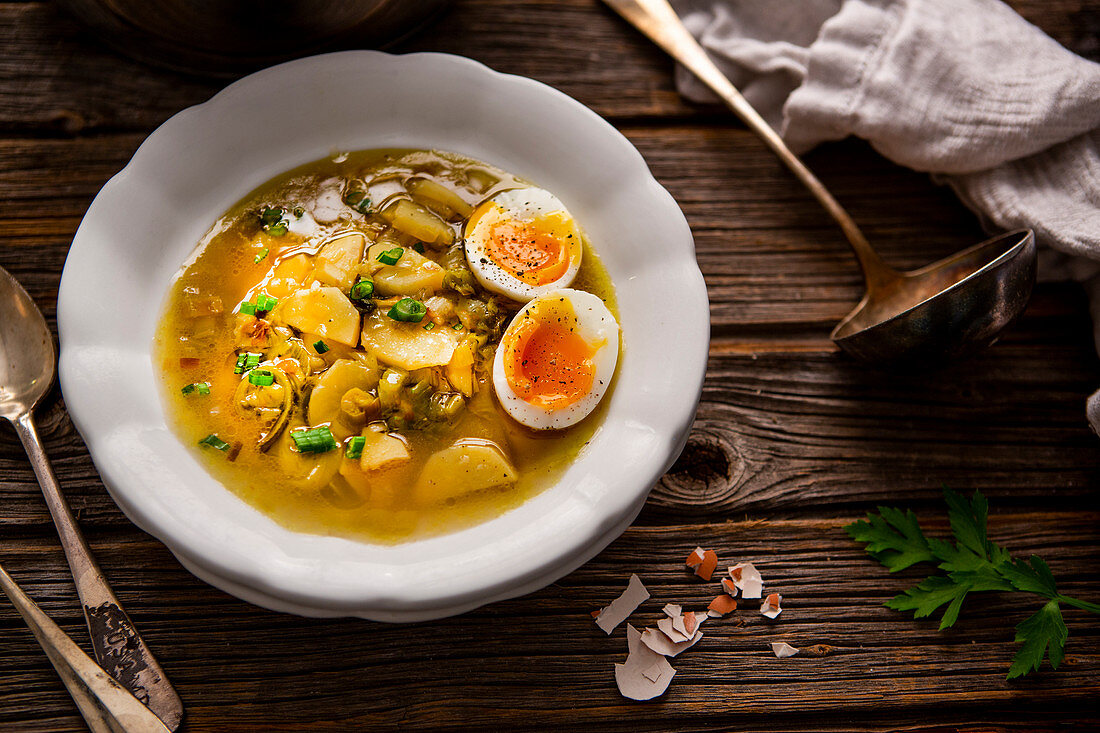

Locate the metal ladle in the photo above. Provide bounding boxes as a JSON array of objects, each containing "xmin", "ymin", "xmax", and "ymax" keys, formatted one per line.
[
  {"xmin": 604, "ymin": 0, "xmax": 1037, "ymax": 364},
  {"xmin": 0, "ymin": 266, "xmax": 183, "ymax": 730}
]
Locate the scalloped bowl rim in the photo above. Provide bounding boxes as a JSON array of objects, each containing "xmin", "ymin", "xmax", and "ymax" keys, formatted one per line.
[{"xmin": 57, "ymin": 51, "xmax": 708, "ymax": 621}]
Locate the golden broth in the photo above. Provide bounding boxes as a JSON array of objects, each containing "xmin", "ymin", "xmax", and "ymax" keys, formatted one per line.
[{"xmin": 155, "ymin": 149, "xmax": 618, "ymax": 543}]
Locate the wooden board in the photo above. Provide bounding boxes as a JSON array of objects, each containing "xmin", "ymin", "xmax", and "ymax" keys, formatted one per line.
[{"xmin": 0, "ymin": 0, "xmax": 1098, "ymax": 730}]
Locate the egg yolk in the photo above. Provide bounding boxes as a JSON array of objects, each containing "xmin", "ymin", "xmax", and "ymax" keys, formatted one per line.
[
  {"xmin": 502, "ymin": 299, "xmax": 596, "ymax": 410},
  {"xmin": 473, "ymin": 205, "xmax": 577, "ymax": 286}
]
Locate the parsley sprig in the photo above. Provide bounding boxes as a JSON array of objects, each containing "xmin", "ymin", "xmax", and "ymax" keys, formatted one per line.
[{"xmin": 846, "ymin": 490, "xmax": 1099, "ymax": 679}]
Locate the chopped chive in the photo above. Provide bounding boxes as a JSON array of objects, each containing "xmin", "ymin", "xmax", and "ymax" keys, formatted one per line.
[
  {"xmin": 412, "ymin": 242, "xmax": 425, "ymax": 254},
  {"xmin": 349, "ymin": 279, "xmax": 374, "ymax": 300},
  {"xmin": 238, "ymin": 302, "xmax": 257, "ymax": 315},
  {"xmin": 181, "ymin": 382, "xmax": 211, "ymax": 396},
  {"xmin": 290, "ymin": 426, "xmax": 338, "ymax": 454},
  {"xmin": 234, "ymin": 352, "xmax": 262, "ymax": 374},
  {"xmin": 345, "ymin": 435, "xmax": 366, "ymax": 460},
  {"xmin": 247, "ymin": 369, "xmax": 274, "ymax": 386},
  {"xmin": 423, "ymin": 321, "xmax": 435, "ymax": 331},
  {"xmin": 260, "ymin": 207, "xmax": 284, "ymax": 227},
  {"xmin": 342, "ymin": 189, "xmax": 371, "ymax": 214},
  {"xmin": 255, "ymin": 294, "xmax": 278, "ymax": 312},
  {"xmin": 254, "ymin": 248, "xmax": 269, "ymax": 264},
  {"xmin": 453, "ymin": 322, "xmax": 464, "ymax": 330},
  {"xmin": 387, "ymin": 297, "xmax": 426, "ymax": 323},
  {"xmin": 313, "ymin": 339, "xmax": 330, "ymax": 354},
  {"xmin": 376, "ymin": 247, "xmax": 403, "ymax": 266},
  {"xmin": 199, "ymin": 434, "xmax": 230, "ymax": 452},
  {"xmin": 266, "ymin": 222, "xmax": 288, "ymax": 236}
]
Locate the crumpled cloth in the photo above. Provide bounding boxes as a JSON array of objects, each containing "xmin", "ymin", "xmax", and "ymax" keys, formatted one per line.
[{"xmin": 671, "ymin": 0, "xmax": 1100, "ymax": 431}]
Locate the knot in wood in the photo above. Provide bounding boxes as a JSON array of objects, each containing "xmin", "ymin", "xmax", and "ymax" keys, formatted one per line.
[{"xmin": 652, "ymin": 428, "xmax": 743, "ymax": 513}]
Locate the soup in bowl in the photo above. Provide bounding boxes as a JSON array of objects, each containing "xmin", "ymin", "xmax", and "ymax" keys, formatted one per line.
[
  {"xmin": 157, "ymin": 148, "xmax": 620, "ymax": 543},
  {"xmin": 58, "ymin": 52, "xmax": 707, "ymax": 620}
]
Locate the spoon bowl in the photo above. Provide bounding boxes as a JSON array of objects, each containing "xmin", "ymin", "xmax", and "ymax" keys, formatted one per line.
[
  {"xmin": 831, "ymin": 229, "xmax": 1036, "ymax": 364},
  {"xmin": 0, "ymin": 268, "xmax": 55, "ymax": 419}
]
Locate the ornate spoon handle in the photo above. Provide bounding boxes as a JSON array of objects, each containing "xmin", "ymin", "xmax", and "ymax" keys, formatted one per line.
[
  {"xmin": 0, "ymin": 561, "xmax": 173, "ymax": 733},
  {"xmin": 13, "ymin": 413, "xmax": 184, "ymax": 731}
]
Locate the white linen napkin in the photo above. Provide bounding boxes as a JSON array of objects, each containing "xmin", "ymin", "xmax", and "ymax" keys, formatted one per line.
[{"xmin": 670, "ymin": 0, "xmax": 1100, "ymax": 430}]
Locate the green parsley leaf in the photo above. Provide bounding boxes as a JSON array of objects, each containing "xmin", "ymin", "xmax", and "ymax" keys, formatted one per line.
[
  {"xmin": 998, "ymin": 555, "xmax": 1059, "ymax": 599},
  {"xmin": 1007, "ymin": 600, "xmax": 1067, "ymax": 680},
  {"xmin": 845, "ymin": 489, "xmax": 1099, "ymax": 679},
  {"xmin": 845, "ymin": 506, "xmax": 936, "ymax": 572}
]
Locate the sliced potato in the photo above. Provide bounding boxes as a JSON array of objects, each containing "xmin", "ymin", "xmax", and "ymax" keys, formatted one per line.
[
  {"xmin": 360, "ymin": 309, "xmax": 459, "ymax": 370},
  {"xmin": 280, "ymin": 285, "xmax": 360, "ymax": 346},
  {"xmin": 380, "ymin": 198, "xmax": 454, "ymax": 246},
  {"xmin": 338, "ymin": 456, "xmax": 373, "ymax": 496},
  {"xmin": 359, "ymin": 428, "xmax": 411, "ymax": 472},
  {"xmin": 276, "ymin": 432, "xmax": 341, "ymax": 492},
  {"xmin": 407, "ymin": 177, "xmax": 474, "ymax": 219},
  {"xmin": 307, "ymin": 358, "xmax": 381, "ymax": 426},
  {"xmin": 362, "ymin": 242, "xmax": 445, "ymax": 297},
  {"xmin": 266, "ymin": 253, "xmax": 313, "ymax": 298},
  {"xmin": 372, "ymin": 264, "xmax": 445, "ymax": 297},
  {"xmin": 313, "ymin": 232, "xmax": 364, "ymax": 290},
  {"xmin": 413, "ymin": 439, "xmax": 517, "ymax": 505}
]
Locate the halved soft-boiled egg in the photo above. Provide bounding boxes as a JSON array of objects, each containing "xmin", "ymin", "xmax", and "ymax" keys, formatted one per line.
[
  {"xmin": 493, "ymin": 289, "xmax": 618, "ymax": 430},
  {"xmin": 464, "ymin": 186, "xmax": 583, "ymax": 302}
]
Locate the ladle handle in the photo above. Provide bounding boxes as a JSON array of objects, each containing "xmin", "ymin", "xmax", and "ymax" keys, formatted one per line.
[
  {"xmin": 0, "ymin": 561, "xmax": 173, "ymax": 733},
  {"xmin": 602, "ymin": 0, "xmax": 897, "ymax": 290},
  {"xmin": 13, "ymin": 413, "xmax": 184, "ymax": 731}
]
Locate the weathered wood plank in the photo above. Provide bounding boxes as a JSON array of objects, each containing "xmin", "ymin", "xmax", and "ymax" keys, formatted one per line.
[
  {"xmin": 653, "ymin": 329, "xmax": 1100, "ymax": 516},
  {"xmin": 1, "ymin": 514, "xmax": 1096, "ymax": 731},
  {"xmin": 0, "ymin": 0, "xmax": 1094, "ymax": 135},
  {"xmin": 0, "ymin": 130, "xmax": 1088, "ymax": 333}
]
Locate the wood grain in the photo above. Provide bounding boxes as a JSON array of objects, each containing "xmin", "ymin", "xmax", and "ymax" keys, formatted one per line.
[
  {"xmin": 1, "ymin": 514, "xmax": 1096, "ymax": 732},
  {"xmin": 0, "ymin": 0, "xmax": 1098, "ymax": 730}
]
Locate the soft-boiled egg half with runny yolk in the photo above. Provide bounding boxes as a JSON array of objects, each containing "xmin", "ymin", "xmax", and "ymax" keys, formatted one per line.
[
  {"xmin": 465, "ymin": 186, "xmax": 583, "ymax": 302},
  {"xmin": 493, "ymin": 289, "xmax": 618, "ymax": 430}
]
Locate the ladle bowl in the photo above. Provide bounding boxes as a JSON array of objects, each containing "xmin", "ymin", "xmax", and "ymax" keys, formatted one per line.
[{"xmin": 832, "ymin": 229, "xmax": 1036, "ymax": 364}]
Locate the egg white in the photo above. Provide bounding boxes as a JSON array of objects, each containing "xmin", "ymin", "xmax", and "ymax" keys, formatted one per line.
[
  {"xmin": 464, "ymin": 187, "xmax": 583, "ymax": 302},
  {"xmin": 492, "ymin": 288, "xmax": 618, "ymax": 430}
]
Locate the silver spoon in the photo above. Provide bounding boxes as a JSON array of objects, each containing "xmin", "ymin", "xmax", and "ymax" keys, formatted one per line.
[
  {"xmin": 0, "ymin": 266, "xmax": 183, "ymax": 730},
  {"xmin": 603, "ymin": 0, "xmax": 1037, "ymax": 364},
  {"xmin": 0, "ymin": 562, "xmax": 172, "ymax": 733}
]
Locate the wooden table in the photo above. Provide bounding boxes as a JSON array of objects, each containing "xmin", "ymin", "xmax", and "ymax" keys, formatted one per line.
[{"xmin": 2, "ymin": 1, "xmax": 1098, "ymax": 730}]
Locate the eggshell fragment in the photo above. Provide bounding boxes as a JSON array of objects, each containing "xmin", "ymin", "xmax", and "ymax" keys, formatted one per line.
[
  {"xmin": 657, "ymin": 616, "xmax": 693, "ymax": 644},
  {"xmin": 615, "ymin": 624, "xmax": 676, "ymax": 700},
  {"xmin": 730, "ymin": 562, "xmax": 764, "ymax": 599},
  {"xmin": 685, "ymin": 547, "xmax": 718, "ymax": 581},
  {"xmin": 707, "ymin": 594, "xmax": 737, "ymax": 616},
  {"xmin": 672, "ymin": 613, "xmax": 690, "ymax": 639},
  {"xmin": 683, "ymin": 612, "xmax": 698, "ymax": 636},
  {"xmin": 641, "ymin": 627, "xmax": 703, "ymax": 657},
  {"xmin": 662, "ymin": 603, "xmax": 682, "ymax": 618},
  {"xmin": 641, "ymin": 660, "xmax": 666, "ymax": 682},
  {"xmin": 720, "ymin": 578, "xmax": 738, "ymax": 596},
  {"xmin": 697, "ymin": 551, "xmax": 718, "ymax": 581},
  {"xmin": 594, "ymin": 574, "xmax": 651, "ymax": 634},
  {"xmin": 761, "ymin": 592, "xmax": 783, "ymax": 619},
  {"xmin": 771, "ymin": 641, "xmax": 798, "ymax": 658}
]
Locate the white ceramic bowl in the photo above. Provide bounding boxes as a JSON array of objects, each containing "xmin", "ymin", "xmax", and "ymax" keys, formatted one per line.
[{"xmin": 58, "ymin": 51, "xmax": 708, "ymax": 621}]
